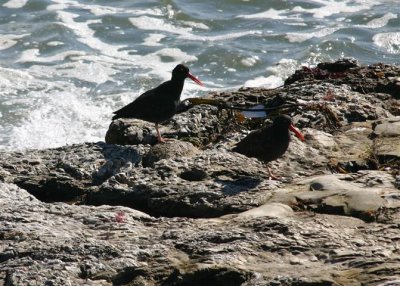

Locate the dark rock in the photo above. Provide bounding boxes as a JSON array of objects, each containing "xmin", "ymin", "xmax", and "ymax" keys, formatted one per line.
[
  {"xmin": 317, "ymin": 58, "xmax": 360, "ymax": 73},
  {"xmin": 179, "ymin": 168, "xmax": 208, "ymax": 182},
  {"xmin": 285, "ymin": 60, "xmax": 400, "ymax": 99},
  {"xmin": 166, "ymin": 267, "xmax": 252, "ymax": 286},
  {"xmin": 0, "ymin": 142, "xmax": 148, "ymax": 202},
  {"xmin": 310, "ymin": 182, "xmax": 323, "ymax": 191}
]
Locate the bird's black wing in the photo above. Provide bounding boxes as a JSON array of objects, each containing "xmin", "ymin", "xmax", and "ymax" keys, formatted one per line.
[
  {"xmin": 232, "ymin": 128, "xmax": 266, "ymax": 158},
  {"xmin": 233, "ymin": 124, "xmax": 288, "ymax": 163},
  {"xmin": 112, "ymin": 81, "xmax": 171, "ymax": 120}
]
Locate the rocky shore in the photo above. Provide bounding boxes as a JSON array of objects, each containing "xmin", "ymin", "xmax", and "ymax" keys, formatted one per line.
[{"xmin": 1, "ymin": 59, "xmax": 400, "ymax": 285}]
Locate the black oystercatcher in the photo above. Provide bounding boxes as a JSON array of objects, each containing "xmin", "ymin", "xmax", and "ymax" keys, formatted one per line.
[
  {"xmin": 112, "ymin": 64, "xmax": 204, "ymax": 143},
  {"xmin": 232, "ymin": 115, "xmax": 305, "ymax": 178}
]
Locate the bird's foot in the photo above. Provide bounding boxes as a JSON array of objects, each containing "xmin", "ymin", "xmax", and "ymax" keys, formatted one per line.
[
  {"xmin": 157, "ymin": 137, "xmax": 173, "ymax": 143},
  {"xmin": 267, "ymin": 167, "xmax": 280, "ymax": 180},
  {"xmin": 268, "ymin": 174, "xmax": 280, "ymax": 181}
]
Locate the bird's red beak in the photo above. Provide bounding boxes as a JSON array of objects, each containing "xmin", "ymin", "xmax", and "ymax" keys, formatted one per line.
[
  {"xmin": 188, "ymin": 72, "xmax": 204, "ymax": 86},
  {"xmin": 289, "ymin": 124, "xmax": 305, "ymax": 141}
]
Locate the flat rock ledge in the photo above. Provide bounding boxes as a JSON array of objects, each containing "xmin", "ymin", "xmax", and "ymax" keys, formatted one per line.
[{"xmin": 1, "ymin": 59, "xmax": 400, "ymax": 285}]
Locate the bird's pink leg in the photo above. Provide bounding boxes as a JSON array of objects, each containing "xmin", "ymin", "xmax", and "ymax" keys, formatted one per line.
[
  {"xmin": 155, "ymin": 123, "xmax": 171, "ymax": 143},
  {"xmin": 267, "ymin": 165, "xmax": 279, "ymax": 180}
]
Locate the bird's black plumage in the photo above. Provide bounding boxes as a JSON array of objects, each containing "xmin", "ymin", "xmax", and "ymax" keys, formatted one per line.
[
  {"xmin": 232, "ymin": 115, "xmax": 304, "ymax": 163},
  {"xmin": 112, "ymin": 64, "xmax": 203, "ymax": 142}
]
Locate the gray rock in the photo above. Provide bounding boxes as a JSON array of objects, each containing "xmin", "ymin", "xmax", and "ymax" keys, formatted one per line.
[
  {"xmin": 105, "ymin": 118, "xmax": 160, "ymax": 145},
  {"xmin": 142, "ymin": 140, "xmax": 199, "ymax": 168},
  {"xmin": 90, "ymin": 148, "xmax": 275, "ymax": 218},
  {"xmin": 105, "ymin": 105, "xmax": 232, "ymax": 147},
  {"xmin": 0, "ymin": 142, "xmax": 148, "ymax": 202},
  {"xmin": 1, "ymin": 183, "xmax": 400, "ymax": 285},
  {"xmin": 373, "ymin": 117, "xmax": 400, "ymax": 162},
  {"xmin": 235, "ymin": 202, "xmax": 294, "ymax": 219},
  {"xmin": 373, "ymin": 116, "xmax": 400, "ymax": 137},
  {"xmin": 282, "ymin": 174, "xmax": 386, "ymax": 221}
]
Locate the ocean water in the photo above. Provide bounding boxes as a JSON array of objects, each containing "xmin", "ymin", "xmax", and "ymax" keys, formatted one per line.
[{"xmin": 0, "ymin": 0, "xmax": 399, "ymax": 151}]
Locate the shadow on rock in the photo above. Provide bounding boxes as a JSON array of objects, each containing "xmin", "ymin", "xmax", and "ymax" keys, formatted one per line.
[
  {"xmin": 92, "ymin": 142, "xmax": 144, "ymax": 184},
  {"xmin": 162, "ymin": 267, "xmax": 253, "ymax": 286},
  {"xmin": 217, "ymin": 176, "xmax": 263, "ymax": 196}
]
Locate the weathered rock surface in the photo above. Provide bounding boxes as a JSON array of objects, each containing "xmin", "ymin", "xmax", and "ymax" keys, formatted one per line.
[
  {"xmin": 1, "ymin": 59, "xmax": 400, "ymax": 285},
  {"xmin": 285, "ymin": 59, "xmax": 400, "ymax": 99},
  {"xmin": 2, "ymin": 183, "xmax": 400, "ymax": 286},
  {"xmin": 105, "ymin": 105, "xmax": 232, "ymax": 147},
  {"xmin": 372, "ymin": 116, "xmax": 400, "ymax": 163}
]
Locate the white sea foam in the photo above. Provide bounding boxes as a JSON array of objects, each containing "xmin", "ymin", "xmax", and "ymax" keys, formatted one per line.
[
  {"xmin": 129, "ymin": 48, "xmax": 199, "ymax": 82},
  {"xmin": 184, "ymin": 30, "xmax": 261, "ymax": 42},
  {"xmin": 143, "ymin": 34, "xmax": 166, "ymax": 46},
  {"xmin": 0, "ymin": 63, "xmax": 130, "ymax": 151},
  {"xmin": 130, "ymin": 15, "xmax": 260, "ymax": 42},
  {"xmin": 0, "ymin": 39, "xmax": 17, "ymax": 51},
  {"xmin": 7, "ymin": 90, "xmax": 112, "ymax": 150},
  {"xmin": 292, "ymin": 0, "xmax": 375, "ymax": 19},
  {"xmin": 0, "ymin": 67, "xmax": 38, "ymax": 95},
  {"xmin": 3, "ymin": 54, "xmax": 201, "ymax": 152},
  {"xmin": 56, "ymin": 11, "xmax": 131, "ymax": 60},
  {"xmin": 360, "ymin": 13, "xmax": 397, "ymax": 28},
  {"xmin": 241, "ymin": 56, "xmax": 259, "ymax": 67},
  {"xmin": 53, "ymin": 7, "xmax": 199, "ymax": 78},
  {"xmin": 57, "ymin": 61, "xmax": 117, "ymax": 84},
  {"xmin": 3, "ymin": 0, "xmax": 28, "ymax": 9},
  {"xmin": 47, "ymin": 41, "xmax": 64, "ymax": 47},
  {"xmin": 267, "ymin": 58, "xmax": 298, "ymax": 82},
  {"xmin": 129, "ymin": 16, "xmax": 193, "ymax": 37},
  {"xmin": 285, "ymin": 22, "xmax": 308, "ymax": 27},
  {"xmin": 48, "ymin": 0, "xmax": 163, "ymax": 17},
  {"xmin": 49, "ymin": 2, "xmax": 204, "ymax": 81},
  {"xmin": 243, "ymin": 59, "xmax": 298, "ymax": 88},
  {"xmin": 238, "ymin": 8, "xmax": 290, "ymax": 20},
  {"xmin": 373, "ymin": 32, "xmax": 400, "ymax": 54},
  {"xmin": 8, "ymin": 22, "xmax": 201, "ymax": 151},
  {"xmin": 154, "ymin": 48, "xmax": 197, "ymax": 62},
  {"xmin": 48, "ymin": 6, "xmax": 149, "ymax": 66},
  {"xmin": 244, "ymin": 75, "xmax": 282, "ymax": 88},
  {"xmin": 16, "ymin": 49, "xmax": 87, "ymax": 64},
  {"xmin": 286, "ymin": 27, "xmax": 339, "ymax": 43},
  {"xmin": 239, "ymin": 0, "xmax": 376, "ymax": 20},
  {"xmin": 0, "ymin": 33, "xmax": 28, "ymax": 51},
  {"xmin": 182, "ymin": 21, "xmax": 209, "ymax": 30},
  {"xmin": 90, "ymin": 5, "xmax": 163, "ymax": 17}
]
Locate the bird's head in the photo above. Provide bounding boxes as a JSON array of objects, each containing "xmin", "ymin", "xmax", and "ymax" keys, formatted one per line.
[
  {"xmin": 273, "ymin": 115, "xmax": 305, "ymax": 141},
  {"xmin": 172, "ymin": 64, "xmax": 204, "ymax": 86}
]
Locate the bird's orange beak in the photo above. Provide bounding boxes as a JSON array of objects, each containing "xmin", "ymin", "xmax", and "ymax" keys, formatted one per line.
[
  {"xmin": 188, "ymin": 72, "xmax": 204, "ymax": 86},
  {"xmin": 289, "ymin": 124, "xmax": 305, "ymax": 141}
]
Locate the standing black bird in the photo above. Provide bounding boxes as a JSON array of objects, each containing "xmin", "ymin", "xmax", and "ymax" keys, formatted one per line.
[
  {"xmin": 112, "ymin": 64, "xmax": 204, "ymax": 142},
  {"xmin": 232, "ymin": 115, "xmax": 305, "ymax": 178}
]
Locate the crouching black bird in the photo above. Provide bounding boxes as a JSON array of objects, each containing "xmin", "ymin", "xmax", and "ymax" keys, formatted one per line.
[
  {"xmin": 112, "ymin": 64, "xmax": 204, "ymax": 143},
  {"xmin": 232, "ymin": 115, "xmax": 305, "ymax": 179}
]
